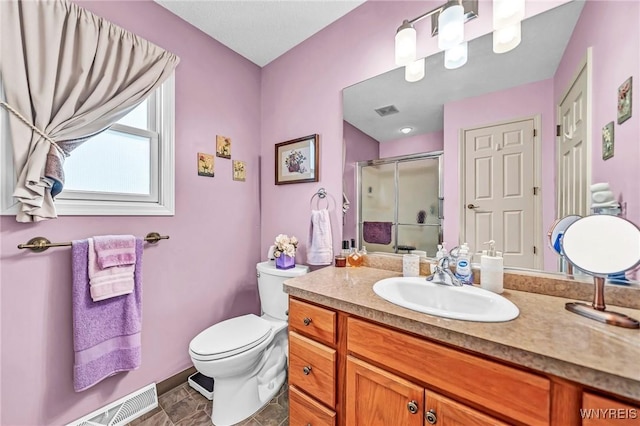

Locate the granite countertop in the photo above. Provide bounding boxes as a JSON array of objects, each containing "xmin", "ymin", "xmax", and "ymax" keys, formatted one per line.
[{"xmin": 284, "ymin": 266, "xmax": 640, "ymax": 401}]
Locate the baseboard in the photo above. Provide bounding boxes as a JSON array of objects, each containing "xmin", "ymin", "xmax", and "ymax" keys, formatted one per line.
[{"xmin": 157, "ymin": 366, "xmax": 197, "ymax": 396}]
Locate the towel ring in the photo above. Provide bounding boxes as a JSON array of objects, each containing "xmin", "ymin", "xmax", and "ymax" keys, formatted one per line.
[{"xmin": 310, "ymin": 188, "xmax": 335, "ymax": 210}]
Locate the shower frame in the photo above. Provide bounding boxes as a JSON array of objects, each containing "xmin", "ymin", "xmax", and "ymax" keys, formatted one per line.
[{"xmin": 356, "ymin": 151, "xmax": 444, "ymax": 254}]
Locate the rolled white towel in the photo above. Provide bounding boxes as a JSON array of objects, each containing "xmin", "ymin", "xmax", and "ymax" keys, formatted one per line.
[
  {"xmin": 591, "ymin": 200, "xmax": 618, "ymax": 208},
  {"xmin": 590, "ymin": 182, "xmax": 610, "ymax": 192},
  {"xmin": 592, "ymin": 190, "xmax": 614, "ymax": 203}
]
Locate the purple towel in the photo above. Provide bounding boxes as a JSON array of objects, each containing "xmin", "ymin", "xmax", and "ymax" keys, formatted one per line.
[
  {"xmin": 72, "ymin": 238, "xmax": 143, "ymax": 392},
  {"xmin": 363, "ymin": 221, "xmax": 393, "ymax": 245}
]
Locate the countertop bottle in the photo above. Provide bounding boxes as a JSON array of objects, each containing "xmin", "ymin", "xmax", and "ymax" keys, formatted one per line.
[
  {"xmin": 454, "ymin": 242, "xmax": 473, "ymax": 285},
  {"xmin": 480, "ymin": 240, "xmax": 503, "ymax": 293},
  {"xmin": 348, "ymin": 239, "xmax": 364, "ymax": 267}
]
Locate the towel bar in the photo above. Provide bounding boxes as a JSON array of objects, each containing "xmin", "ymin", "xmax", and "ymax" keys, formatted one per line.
[{"xmin": 17, "ymin": 232, "xmax": 169, "ymax": 253}]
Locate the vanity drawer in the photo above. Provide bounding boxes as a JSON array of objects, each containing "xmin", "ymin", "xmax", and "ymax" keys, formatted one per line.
[
  {"xmin": 582, "ymin": 392, "xmax": 640, "ymax": 425},
  {"xmin": 289, "ymin": 298, "xmax": 337, "ymax": 345},
  {"xmin": 289, "ymin": 331, "xmax": 336, "ymax": 409},
  {"xmin": 289, "ymin": 385, "xmax": 336, "ymax": 426},
  {"xmin": 347, "ymin": 317, "xmax": 551, "ymax": 426}
]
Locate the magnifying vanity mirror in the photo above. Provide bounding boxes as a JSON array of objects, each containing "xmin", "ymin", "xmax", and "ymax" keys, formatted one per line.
[
  {"xmin": 342, "ymin": 0, "xmax": 640, "ymax": 279},
  {"xmin": 560, "ymin": 215, "xmax": 640, "ymax": 328},
  {"xmin": 547, "ymin": 215, "xmax": 581, "ymax": 275}
]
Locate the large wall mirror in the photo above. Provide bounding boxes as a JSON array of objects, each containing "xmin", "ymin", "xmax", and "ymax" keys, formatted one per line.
[{"xmin": 342, "ymin": 0, "xmax": 639, "ymax": 276}]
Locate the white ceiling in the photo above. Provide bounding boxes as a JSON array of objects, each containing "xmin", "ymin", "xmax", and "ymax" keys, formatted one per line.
[
  {"xmin": 154, "ymin": 0, "xmax": 366, "ymax": 67},
  {"xmin": 343, "ymin": 0, "xmax": 585, "ymax": 142}
]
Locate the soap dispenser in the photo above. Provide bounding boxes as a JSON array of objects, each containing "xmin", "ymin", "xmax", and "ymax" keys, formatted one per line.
[
  {"xmin": 454, "ymin": 242, "xmax": 473, "ymax": 285},
  {"xmin": 481, "ymin": 240, "xmax": 503, "ymax": 293}
]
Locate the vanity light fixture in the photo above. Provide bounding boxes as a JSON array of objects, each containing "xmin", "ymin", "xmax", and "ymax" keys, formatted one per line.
[
  {"xmin": 394, "ymin": 0, "xmax": 478, "ymax": 82},
  {"xmin": 493, "ymin": 0, "xmax": 525, "ymax": 53},
  {"xmin": 400, "ymin": 127, "xmax": 413, "ymax": 134}
]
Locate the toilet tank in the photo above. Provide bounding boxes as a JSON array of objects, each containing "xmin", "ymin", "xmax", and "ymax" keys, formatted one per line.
[{"xmin": 257, "ymin": 261, "xmax": 309, "ymax": 321}]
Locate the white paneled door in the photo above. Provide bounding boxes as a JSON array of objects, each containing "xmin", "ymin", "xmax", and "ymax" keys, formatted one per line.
[
  {"xmin": 557, "ymin": 59, "xmax": 590, "ymax": 219},
  {"xmin": 463, "ymin": 119, "xmax": 538, "ymax": 269}
]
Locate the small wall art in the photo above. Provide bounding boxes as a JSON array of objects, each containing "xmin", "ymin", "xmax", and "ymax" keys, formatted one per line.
[
  {"xmin": 216, "ymin": 135, "xmax": 232, "ymax": 159},
  {"xmin": 233, "ymin": 160, "xmax": 246, "ymax": 182},
  {"xmin": 197, "ymin": 152, "xmax": 215, "ymax": 177},
  {"xmin": 275, "ymin": 134, "xmax": 319, "ymax": 185},
  {"xmin": 617, "ymin": 76, "xmax": 632, "ymax": 124},
  {"xmin": 602, "ymin": 121, "xmax": 614, "ymax": 160}
]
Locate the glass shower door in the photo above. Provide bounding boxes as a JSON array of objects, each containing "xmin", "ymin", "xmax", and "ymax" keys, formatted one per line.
[
  {"xmin": 359, "ymin": 162, "xmax": 396, "ymax": 253},
  {"xmin": 397, "ymin": 157, "xmax": 442, "ymax": 257}
]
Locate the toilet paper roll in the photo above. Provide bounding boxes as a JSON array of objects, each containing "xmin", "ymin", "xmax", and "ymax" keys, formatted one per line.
[{"xmin": 592, "ymin": 190, "xmax": 614, "ymax": 203}]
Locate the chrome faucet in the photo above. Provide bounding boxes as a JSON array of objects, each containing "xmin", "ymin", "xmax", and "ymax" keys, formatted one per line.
[{"xmin": 426, "ymin": 256, "xmax": 462, "ymax": 287}]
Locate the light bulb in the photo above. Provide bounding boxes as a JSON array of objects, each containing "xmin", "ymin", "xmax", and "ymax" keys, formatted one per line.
[
  {"xmin": 395, "ymin": 21, "xmax": 416, "ymax": 66},
  {"xmin": 405, "ymin": 58, "xmax": 425, "ymax": 83},
  {"xmin": 493, "ymin": 22, "xmax": 521, "ymax": 54},
  {"xmin": 400, "ymin": 127, "xmax": 413, "ymax": 134},
  {"xmin": 438, "ymin": 4, "xmax": 464, "ymax": 50},
  {"xmin": 445, "ymin": 41, "xmax": 468, "ymax": 69}
]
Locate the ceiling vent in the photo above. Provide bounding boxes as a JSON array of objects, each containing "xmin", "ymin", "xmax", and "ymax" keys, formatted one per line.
[{"xmin": 374, "ymin": 105, "xmax": 399, "ymax": 117}]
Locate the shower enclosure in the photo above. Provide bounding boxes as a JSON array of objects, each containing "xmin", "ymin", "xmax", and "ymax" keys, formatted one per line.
[{"xmin": 357, "ymin": 152, "xmax": 443, "ymax": 256}]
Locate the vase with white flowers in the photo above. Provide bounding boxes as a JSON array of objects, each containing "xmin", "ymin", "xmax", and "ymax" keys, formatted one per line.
[{"xmin": 273, "ymin": 234, "xmax": 298, "ymax": 269}]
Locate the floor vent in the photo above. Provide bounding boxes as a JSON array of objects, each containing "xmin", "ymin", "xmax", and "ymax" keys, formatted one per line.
[{"xmin": 66, "ymin": 383, "xmax": 158, "ymax": 426}]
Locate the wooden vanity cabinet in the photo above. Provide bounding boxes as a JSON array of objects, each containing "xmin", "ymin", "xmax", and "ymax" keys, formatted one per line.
[
  {"xmin": 287, "ymin": 296, "xmax": 639, "ymax": 426},
  {"xmin": 288, "ymin": 299, "xmax": 338, "ymax": 425}
]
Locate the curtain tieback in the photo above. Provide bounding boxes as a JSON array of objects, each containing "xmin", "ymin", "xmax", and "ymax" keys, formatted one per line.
[{"xmin": 0, "ymin": 101, "xmax": 68, "ymax": 158}]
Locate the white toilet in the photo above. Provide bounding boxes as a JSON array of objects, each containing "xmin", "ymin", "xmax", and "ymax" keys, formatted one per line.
[{"xmin": 189, "ymin": 261, "xmax": 308, "ymax": 426}]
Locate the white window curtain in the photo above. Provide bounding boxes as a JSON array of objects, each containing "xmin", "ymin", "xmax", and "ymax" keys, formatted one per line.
[{"xmin": 0, "ymin": 0, "xmax": 180, "ymax": 222}]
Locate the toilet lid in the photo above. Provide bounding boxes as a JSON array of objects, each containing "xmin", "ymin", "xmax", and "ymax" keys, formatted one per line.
[{"xmin": 189, "ymin": 314, "xmax": 272, "ymax": 360}]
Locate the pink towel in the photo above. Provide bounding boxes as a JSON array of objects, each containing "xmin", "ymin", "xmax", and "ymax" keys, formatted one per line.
[
  {"xmin": 93, "ymin": 235, "xmax": 136, "ymax": 269},
  {"xmin": 72, "ymin": 238, "xmax": 143, "ymax": 392},
  {"xmin": 89, "ymin": 238, "xmax": 134, "ymax": 302}
]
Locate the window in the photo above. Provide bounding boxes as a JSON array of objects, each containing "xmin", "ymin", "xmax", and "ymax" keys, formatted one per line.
[{"xmin": 1, "ymin": 74, "xmax": 175, "ymax": 216}]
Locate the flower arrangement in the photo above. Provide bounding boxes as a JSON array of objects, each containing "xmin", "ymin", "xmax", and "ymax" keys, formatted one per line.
[
  {"xmin": 285, "ymin": 150, "xmax": 307, "ymax": 174},
  {"xmin": 273, "ymin": 234, "xmax": 298, "ymax": 259}
]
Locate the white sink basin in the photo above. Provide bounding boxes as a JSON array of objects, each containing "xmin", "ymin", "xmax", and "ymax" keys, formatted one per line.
[{"xmin": 373, "ymin": 277, "xmax": 519, "ymax": 322}]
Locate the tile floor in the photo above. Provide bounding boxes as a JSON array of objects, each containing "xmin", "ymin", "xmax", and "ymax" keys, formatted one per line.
[{"xmin": 128, "ymin": 381, "xmax": 289, "ymax": 426}]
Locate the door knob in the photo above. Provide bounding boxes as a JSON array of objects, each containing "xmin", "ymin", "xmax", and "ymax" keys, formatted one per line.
[
  {"xmin": 407, "ymin": 400, "xmax": 419, "ymax": 414},
  {"xmin": 467, "ymin": 203, "xmax": 479, "ymax": 210}
]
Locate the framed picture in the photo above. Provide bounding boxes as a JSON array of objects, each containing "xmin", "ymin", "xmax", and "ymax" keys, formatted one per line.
[
  {"xmin": 216, "ymin": 135, "xmax": 232, "ymax": 159},
  {"xmin": 602, "ymin": 121, "xmax": 614, "ymax": 160},
  {"xmin": 197, "ymin": 152, "xmax": 215, "ymax": 177},
  {"xmin": 275, "ymin": 134, "xmax": 319, "ymax": 185},
  {"xmin": 233, "ymin": 160, "xmax": 246, "ymax": 182},
  {"xmin": 617, "ymin": 76, "xmax": 632, "ymax": 124}
]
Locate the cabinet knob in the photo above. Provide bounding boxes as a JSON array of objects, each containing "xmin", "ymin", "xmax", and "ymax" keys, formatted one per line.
[
  {"xmin": 303, "ymin": 317, "xmax": 312, "ymax": 326},
  {"xmin": 407, "ymin": 400, "xmax": 419, "ymax": 414},
  {"xmin": 425, "ymin": 409, "xmax": 438, "ymax": 424},
  {"xmin": 303, "ymin": 365, "xmax": 312, "ymax": 375}
]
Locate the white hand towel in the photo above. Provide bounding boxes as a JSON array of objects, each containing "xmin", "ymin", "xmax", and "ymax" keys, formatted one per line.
[
  {"xmin": 592, "ymin": 190, "xmax": 614, "ymax": 204},
  {"xmin": 307, "ymin": 209, "xmax": 333, "ymax": 265}
]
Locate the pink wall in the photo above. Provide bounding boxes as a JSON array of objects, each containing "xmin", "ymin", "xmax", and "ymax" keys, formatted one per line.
[
  {"xmin": 259, "ymin": 0, "xmax": 570, "ymax": 262},
  {"xmin": 343, "ymin": 121, "xmax": 380, "ymax": 242},
  {"xmin": 380, "ymin": 131, "xmax": 444, "ymax": 158},
  {"xmin": 443, "ymin": 79, "xmax": 555, "ymax": 269},
  {"xmin": 554, "ymin": 0, "xmax": 640, "ymax": 227},
  {"xmin": 0, "ymin": 1, "xmax": 262, "ymax": 424}
]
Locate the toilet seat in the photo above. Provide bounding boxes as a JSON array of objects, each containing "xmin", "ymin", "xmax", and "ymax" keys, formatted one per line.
[{"xmin": 189, "ymin": 314, "xmax": 272, "ymax": 361}]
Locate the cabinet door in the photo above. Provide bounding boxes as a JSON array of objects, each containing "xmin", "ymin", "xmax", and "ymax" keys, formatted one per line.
[
  {"xmin": 425, "ymin": 391, "xmax": 510, "ymax": 426},
  {"xmin": 346, "ymin": 356, "xmax": 423, "ymax": 426},
  {"xmin": 582, "ymin": 392, "xmax": 639, "ymax": 425}
]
